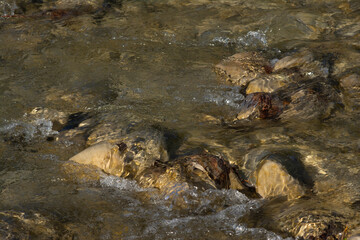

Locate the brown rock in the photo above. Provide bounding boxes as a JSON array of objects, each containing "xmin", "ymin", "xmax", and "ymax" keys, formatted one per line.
[
  {"xmin": 273, "ymin": 49, "xmax": 314, "ymax": 72},
  {"xmin": 340, "ymin": 73, "xmax": 360, "ymax": 89},
  {"xmin": 246, "ymin": 75, "xmax": 290, "ymax": 94},
  {"xmin": 254, "ymin": 159, "xmax": 306, "ymax": 200},
  {"xmin": 214, "ymin": 52, "xmax": 271, "ymax": 86},
  {"xmin": 273, "ymin": 49, "xmax": 328, "ymax": 79},
  {"xmin": 236, "ymin": 92, "xmax": 283, "ymax": 120},
  {"xmin": 70, "ymin": 145, "xmax": 247, "ymax": 196},
  {"xmin": 243, "ymin": 151, "xmax": 312, "ymax": 200},
  {"xmin": 69, "ymin": 142, "xmax": 127, "ymax": 177}
]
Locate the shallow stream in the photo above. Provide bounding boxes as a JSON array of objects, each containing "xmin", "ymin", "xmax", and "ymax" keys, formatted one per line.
[{"xmin": 0, "ymin": 0, "xmax": 359, "ymax": 239}]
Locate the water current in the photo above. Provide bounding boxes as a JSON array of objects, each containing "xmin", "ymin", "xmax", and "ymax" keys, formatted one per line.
[{"xmin": 0, "ymin": 0, "xmax": 359, "ymax": 239}]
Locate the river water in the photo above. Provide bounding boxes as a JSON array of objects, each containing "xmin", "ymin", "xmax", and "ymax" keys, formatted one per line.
[{"xmin": 0, "ymin": 0, "xmax": 359, "ymax": 239}]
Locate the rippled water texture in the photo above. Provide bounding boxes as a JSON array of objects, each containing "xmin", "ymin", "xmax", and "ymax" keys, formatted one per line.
[{"xmin": 0, "ymin": 0, "xmax": 360, "ymax": 239}]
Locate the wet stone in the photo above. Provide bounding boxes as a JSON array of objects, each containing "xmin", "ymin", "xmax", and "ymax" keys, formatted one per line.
[
  {"xmin": 214, "ymin": 52, "xmax": 271, "ymax": 87},
  {"xmin": 340, "ymin": 73, "xmax": 360, "ymax": 111},
  {"xmin": 178, "ymin": 153, "xmax": 245, "ymax": 191},
  {"xmin": 243, "ymin": 151, "xmax": 312, "ymax": 200},
  {"xmin": 236, "ymin": 77, "xmax": 342, "ymax": 122},
  {"xmin": 70, "ymin": 127, "xmax": 169, "ymax": 179},
  {"xmin": 245, "ymin": 74, "xmax": 292, "ymax": 94},
  {"xmin": 28, "ymin": 107, "xmax": 68, "ymax": 131},
  {"xmin": 270, "ymin": 199, "xmax": 351, "ymax": 240},
  {"xmin": 0, "ymin": 211, "xmax": 58, "ymax": 239},
  {"xmin": 254, "ymin": 159, "xmax": 306, "ymax": 200},
  {"xmin": 273, "ymin": 49, "xmax": 313, "ymax": 72},
  {"xmin": 236, "ymin": 92, "xmax": 283, "ymax": 120},
  {"xmin": 278, "ymin": 78, "xmax": 342, "ymax": 121},
  {"xmin": 340, "ymin": 73, "xmax": 360, "ymax": 89},
  {"xmin": 70, "ymin": 144, "xmax": 247, "ymax": 199}
]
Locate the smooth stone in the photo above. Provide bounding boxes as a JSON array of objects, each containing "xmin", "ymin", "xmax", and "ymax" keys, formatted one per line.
[
  {"xmin": 254, "ymin": 159, "xmax": 306, "ymax": 199},
  {"xmin": 246, "ymin": 75, "xmax": 291, "ymax": 94},
  {"xmin": 273, "ymin": 49, "xmax": 328, "ymax": 78},
  {"xmin": 70, "ymin": 128, "xmax": 169, "ymax": 179},
  {"xmin": 244, "ymin": 150, "xmax": 312, "ymax": 200},
  {"xmin": 273, "ymin": 49, "xmax": 314, "ymax": 72},
  {"xmin": 70, "ymin": 142, "xmax": 126, "ymax": 177},
  {"xmin": 71, "ymin": 145, "xmax": 248, "ymax": 203}
]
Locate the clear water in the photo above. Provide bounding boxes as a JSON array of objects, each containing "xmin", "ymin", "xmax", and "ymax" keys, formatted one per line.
[{"xmin": 0, "ymin": 0, "xmax": 359, "ymax": 239}]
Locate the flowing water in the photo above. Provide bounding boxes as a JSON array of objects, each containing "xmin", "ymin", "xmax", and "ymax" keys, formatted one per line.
[{"xmin": 0, "ymin": 0, "xmax": 360, "ymax": 239}]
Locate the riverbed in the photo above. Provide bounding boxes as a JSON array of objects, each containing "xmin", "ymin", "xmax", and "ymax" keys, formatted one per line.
[{"xmin": 0, "ymin": 0, "xmax": 359, "ymax": 239}]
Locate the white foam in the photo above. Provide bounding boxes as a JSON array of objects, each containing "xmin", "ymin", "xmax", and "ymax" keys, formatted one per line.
[
  {"xmin": 100, "ymin": 175, "xmax": 144, "ymax": 192},
  {"xmin": 0, "ymin": 118, "xmax": 58, "ymax": 143},
  {"xmin": 203, "ymin": 86, "xmax": 244, "ymax": 108},
  {"xmin": 212, "ymin": 30, "xmax": 268, "ymax": 48}
]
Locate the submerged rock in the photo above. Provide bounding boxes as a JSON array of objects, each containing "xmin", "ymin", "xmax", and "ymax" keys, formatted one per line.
[
  {"xmin": 70, "ymin": 127, "xmax": 169, "ymax": 179},
  {"xmin": 245, "ymin": 74, "xmax": 292, "ymax": 94},
  {"xmin": 0, "ymin": 211, "xmax": 58, "ymax": 239},
  {"xmin": 215, "ymin": 49, "xmax": 328, "ymax": 93},
  {"xmin": 253, "ymin": 157, "xmax": 306, "ymax": 200},
  {"xmin": 215, "ymin": 50, "xmax": 341, "ymax": 122},
  {"xmin": 262, "ymin": 199, "xmax": 349, "ymax": 240},
  {"xmin": 236, "ymin": 92, "xmax": 283, "ymax": 120},
  {"xmin": 235, "ymin": 77, "xmax": 341, "ymax": 121},
  {"xmin": 214, "ymin": 52, "xmax": 271, "ymax": 86},
  {"xmin": 70, "ymin": 143, "xmax": 247, "ymax": 197},
  {"xmin": 340, "ymin": 73, "xmax": 360, "ymax": 111},
  {"xmin": 278, "ymin": 78, "xmax": 342, "ymax": 121},
  {"xmin": 273, "ymin": 49, "xmax": 328, "ymax": 78},
  {"xmin": 243, "ymin": 150, "xmax": 312, "ymax": 200}
]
